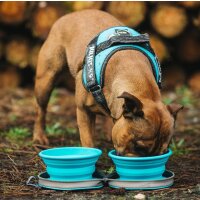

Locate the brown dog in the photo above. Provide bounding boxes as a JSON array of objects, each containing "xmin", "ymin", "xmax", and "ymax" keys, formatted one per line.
[{"xmin": 33, "ymin": 10, "xmax": 183, "ymax": 156}]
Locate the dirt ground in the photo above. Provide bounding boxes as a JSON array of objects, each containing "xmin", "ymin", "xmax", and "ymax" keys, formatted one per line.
[{"xmin": 0, "ymin": 87, "xmax": 200, "ymax": 200}]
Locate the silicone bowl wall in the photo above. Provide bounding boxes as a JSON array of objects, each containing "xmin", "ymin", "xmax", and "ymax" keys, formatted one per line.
[
  {"xmin": 108, "ymin": 149, "xmax": 172, "ymax": 180},
  {"xmin": 39, "ymin": 147, "xmax": 102, "ymax": 181}
]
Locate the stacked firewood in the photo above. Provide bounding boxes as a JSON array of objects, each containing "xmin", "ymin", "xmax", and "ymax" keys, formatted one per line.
[{"xmin": 0, "ymin": 2, "xmax": 199, "ymax": 93}]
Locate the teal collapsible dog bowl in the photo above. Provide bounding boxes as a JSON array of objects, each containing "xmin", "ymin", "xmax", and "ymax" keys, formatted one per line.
[
  {"xmin": 39, "ymin": 147, "xmax": 102, "ymax": 181},
  {"xmin": 108, "ymin": 149, "xmax": 172, "ymax": 180}
]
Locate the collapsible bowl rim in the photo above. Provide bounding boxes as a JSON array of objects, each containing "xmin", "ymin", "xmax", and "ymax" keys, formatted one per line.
[
  {"xmin": 108, "ymin": 149, "xmax": 172, "ymax": 160},
  {"xmin": 39, "ymin": 147, "xmax": 102, "ymax": 160}
]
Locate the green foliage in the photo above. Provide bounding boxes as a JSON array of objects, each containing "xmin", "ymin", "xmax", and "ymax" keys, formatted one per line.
[
  {"xmin": 9, "ymin": 114, "xmax": 17, "ymax": 122},
  {"xmin": 46, "ymin": 123, "xmax": 65, "ymax": 136},
  {"xmin": 163, "ymin": 85, "xmax": 196, "ymax": 107},
  {"xmin": 4, "ymin": 127, "xmax": 31, "ymax": 142},
  {"xmin": 170, "ymin": 138, "xmax": 189, "ymax": 156},
  {"xmin": 49, "ymin": 89, "xmax": 59, "ymax": 104},
  {"xmin": 46, "ymin": 123, "xmax": 77, "ymax": 136},
  {"xmin": 175, "ymin": 85, "xmax": 196, "ymax": 106},
  {"xmin": 104, "ymin": 166, "xmax": 115, "ymax": 174},
  {"xmin": 163, "ymin": 97, "xmax": 173, "ymax": 105},
  {"xmin": 66, "ymin": 127, "xmax": 77, "ymax": 135}
]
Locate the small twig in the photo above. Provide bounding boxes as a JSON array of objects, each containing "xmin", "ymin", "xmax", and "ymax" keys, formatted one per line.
[
  {"xmin": 187, "ymin": 147, "xmax": 200, "ymax": 151},
  {"xmin": 14, "ymin": 150, "xmax": 36, "ymax": 154},
  {"xmin": 7, "ymin": 155, "xmax": 17, "ymax": 166},
  {"xmin": 7, "ymin": 155, "xmax": 20, "ymax": 173}
]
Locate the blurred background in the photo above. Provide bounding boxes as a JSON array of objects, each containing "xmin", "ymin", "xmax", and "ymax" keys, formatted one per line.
[{"xmin": 0, "ymin": 1, "xmax": 199, "ymax": 93}]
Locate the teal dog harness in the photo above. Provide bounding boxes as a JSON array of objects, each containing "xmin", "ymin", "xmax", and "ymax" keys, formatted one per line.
[{"xmin": 82, "ymin": 26, "xmax": 162, "ymax": 114}]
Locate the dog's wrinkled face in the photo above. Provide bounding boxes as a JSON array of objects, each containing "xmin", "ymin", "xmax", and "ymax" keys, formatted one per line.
[{"xmin": 112, "ymin": 92, "xmax": 183, "ymax": 157}]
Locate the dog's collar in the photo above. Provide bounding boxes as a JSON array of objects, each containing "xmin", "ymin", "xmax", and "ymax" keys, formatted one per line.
[{"xmin": 82, "ymin": 26, "xmax": 162, "ymax": 115}]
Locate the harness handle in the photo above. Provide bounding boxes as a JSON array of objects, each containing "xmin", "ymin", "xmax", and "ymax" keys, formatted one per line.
[{"xmin": 96, "ymin": 33, "xmax": 150, "ymax": 55}]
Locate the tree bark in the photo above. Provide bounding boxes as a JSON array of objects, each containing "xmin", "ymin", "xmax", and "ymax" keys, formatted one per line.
[
  {"xmin": 0, "ymin": 41, "xmax": 3, "ymax": 59},
  {"xmin": 177, "ymin": 31, "xmax": 200, "ymax": 63},
  {"xmin": 162, "ymin": 66, "xmax": 186, "ymax": 89}
]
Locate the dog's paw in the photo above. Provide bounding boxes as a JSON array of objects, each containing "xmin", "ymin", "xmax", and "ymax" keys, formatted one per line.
[{"xmin": 33, "ymin": 134, "xmax": 49, "ymax": 145}]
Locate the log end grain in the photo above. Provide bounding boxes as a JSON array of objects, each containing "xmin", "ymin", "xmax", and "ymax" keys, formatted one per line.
[
  {"xmin": 151, "ymin": 4, "xmax": 188, "ymax": 38},
  {"xmin": 188, "ymin": 72, "xmax": 200, "ymax": 94},
  {"xmin": 0, "ymin": 66, "xmax": 20, "ymax": 88},
  {"xmin": 107, "ymin": 1, "xmax": 146, "ymax": 27},
  {"xmin": 72, "ymin": 1, "xmax": 103, "ymax": 11},
  {"xmin": 150, "ymin": 34, "xmax": 169, "ymax": 62},
  {"xmin": 32, "ymin": 3, "xmax": 65, "ymax": 39},
  {"xmin": 5, "ymin": 39, "xmax": 30, "ymax": 68},
  {"xmin": 0, "ymin": 2, "xmax": 27, "ymax": 24}
]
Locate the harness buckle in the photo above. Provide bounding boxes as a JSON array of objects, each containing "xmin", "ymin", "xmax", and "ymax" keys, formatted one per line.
[{"xmin": 89, "ymin": 85, "xmax": 101, "ymax": 93}]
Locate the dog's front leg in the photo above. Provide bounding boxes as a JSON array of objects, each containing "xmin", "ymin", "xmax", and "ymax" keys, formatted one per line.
[{"xmin": 77, "ymin": 107, "xmax": 96, "ymax": 147}]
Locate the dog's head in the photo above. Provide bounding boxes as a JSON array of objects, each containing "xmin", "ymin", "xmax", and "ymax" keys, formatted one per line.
[{"xmin": 112, "ymin": 92, "xmax": 183, "ymax": 157}]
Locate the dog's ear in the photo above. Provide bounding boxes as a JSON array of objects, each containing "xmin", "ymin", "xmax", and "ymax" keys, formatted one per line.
[
  {"xmin": 118, "ymin": 92, "xmax": 144, "ymax": 119},
  {"xmin": 167, "ymin": 103, "xmax": 184, "ymax": 120}
]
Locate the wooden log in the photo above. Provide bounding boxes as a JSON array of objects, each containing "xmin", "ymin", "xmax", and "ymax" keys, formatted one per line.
[
  {"xmin": 5, "ymin": 38, "xmax": 30, "ymax": 68},
  {"xmin": 162, "ymin": 66, "xmax": 186, "ymax": 89},
  {"xmin": 151, "ymin": 4, "xmax": 188, "ymax": 38},
  {"xmin": 188, "ymin": 72, "xmax": 200, "ymax": 94},
  {"xmin": 149, "ymin": 34, "xmax": 169, "ymax": 62},
  {"xmin": 72, "ymin": 1, "xmax": 103, "ymax": 11},
  {"xmin": 193, "ymin": 12, "xmax": 200, "ymax": 29},
  {"xmin": 0, "ymin": 66, "xmax": 20, "ymax": 88},
  {"xmin": 0, "ymin": 41, "xmax": 3, "ymax": 59},
  {"xmin": 29, "ymin": 43, "xmax": 42, "ymax": 69},
  {"xmin": 107, "ymin": 2, "xmax": 147, "ymax": 27},
  {"xmin": 31, "ymin": 2, "xmax": 65, "ymax": 40},
  {"xmin": 179, "ymin": 1, "xmax": 200, "ymax": 9},
  {"xmin": 0, "ymin": 2, "xmax": 35, "ymax": 24},
  {"xmin": 177, "ymin": 32, "xmax": 200, "ymax": 63}
]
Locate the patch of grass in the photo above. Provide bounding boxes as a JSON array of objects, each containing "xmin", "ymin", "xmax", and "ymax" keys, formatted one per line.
[
  {"xmin": 46, "ymin": 123, "xmax": 77, "ymax": 137},
  {"xmin": 4, "ymin": 127, "xmax": 31, "ymax": 142},
  {"xmin": 104, "ymin": 166, "xmax": 115, "ymax": 174},
  {"xmin": 66, "ymin": 127, "xmax": 77, "ymax": 135},
  {"xmin": 9, "ymin": 114, "xmax": 18, "ymax": 122},
  {"xmin": 49, "ymin": 89, "xmax": 59, "ymax": 104},
  {"xmin": 1, "ymin": 147, "xmax": 14, "ymax": 153},
  {"xmin": 170, "ymin": 138, "xmax": 189, "ymax": 156},
  {"xmin": 163, "ymin": 85, "xmax": 196, "ymax": 107},
  {"xmin": 46, "ymin": 123, "xmax": 65, "ymax": 136},
  {"xmin": 163, "ymin": 97, "xmax": 173, "ymax": 105},
  {"xmin": 176, "ymin": 85, "xmax": 196, "ymax": 106}
]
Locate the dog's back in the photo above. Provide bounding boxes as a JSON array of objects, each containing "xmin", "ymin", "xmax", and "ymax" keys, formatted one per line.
[{"xmin": 45, "ymin": 10, "xmax": 123, "ymax": 76}]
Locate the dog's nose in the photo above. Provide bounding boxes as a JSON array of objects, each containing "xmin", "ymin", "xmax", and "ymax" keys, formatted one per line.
[{"xmin": 116, "ymin": 147, "xmax": 125, "ymax": 156}]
